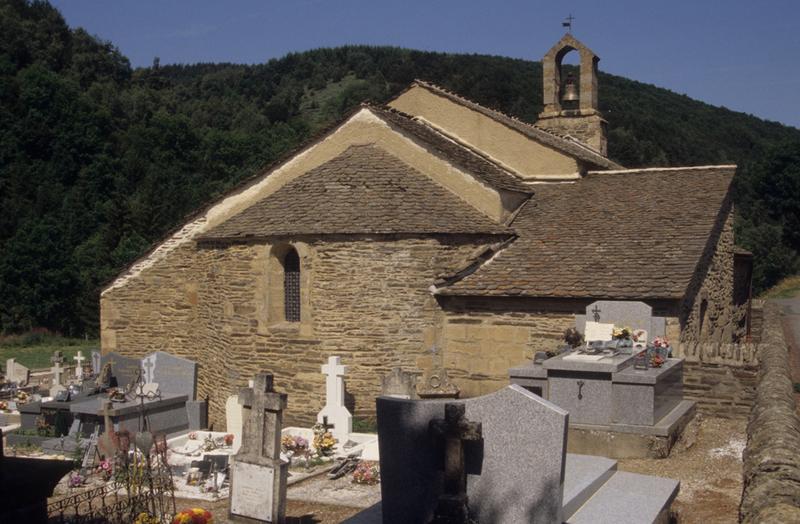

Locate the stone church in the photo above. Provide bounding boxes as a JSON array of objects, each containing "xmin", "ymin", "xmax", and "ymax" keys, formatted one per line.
[{"xmin": 100, "ymin": 35, "xmax": 749, "ymax": 427}]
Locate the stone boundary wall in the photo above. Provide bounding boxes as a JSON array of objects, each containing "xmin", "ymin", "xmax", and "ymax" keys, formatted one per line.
[
  {"xmin": 739, "ymin": 302, "xmax": 800, "ymax": 523},
  {"xmin": 682, "ymin": 361, "xmax": 758, "ymax": 418},
  {"xmin": 678, "ymin": 300, "xmax": 764, "ymax": 418}
]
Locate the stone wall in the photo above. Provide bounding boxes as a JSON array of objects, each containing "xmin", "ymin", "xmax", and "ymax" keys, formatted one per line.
[
  {"xmin": 102, "ymin": 235, "xmax": 491, "ymax": 428},
  {"xmin": 678, "ymin": 206, "xmax": 739, "ymax": 353},
  {"xmin": 740, "ymin": 302, "xmax": 800, "ymax": 523},
  {"xmin": 440, "ymin": 297, "xmax": 580, "ymax": 397}
]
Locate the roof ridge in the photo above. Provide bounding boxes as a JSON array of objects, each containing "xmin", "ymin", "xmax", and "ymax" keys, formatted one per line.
[
  {"xmin": 364, "ymin": 103, "xmax": 533, "ymax": 194},
  {"xmin": 410, "ymin": 80, "xmax": 621, "ymax": 169},
  {"xmin": 588, "ymin": 165, "xmax": 737, "ymax": 175},
  {"xmin": 373, "ymin": 104, "xmax": 531, "ymax": 187}
]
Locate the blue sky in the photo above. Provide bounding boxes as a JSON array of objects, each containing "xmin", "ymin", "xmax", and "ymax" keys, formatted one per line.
[{"xmin": 51, "ymin": 0, "xmax": 800, "ymax": 128}]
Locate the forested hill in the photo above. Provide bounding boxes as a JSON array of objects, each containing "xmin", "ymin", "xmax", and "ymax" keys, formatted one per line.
[{"xmin": 1, "ymin": 0, "xmax": 798, "ymax": 336}]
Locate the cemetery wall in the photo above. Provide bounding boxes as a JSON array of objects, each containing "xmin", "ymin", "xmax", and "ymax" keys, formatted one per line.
[
  {"xmin": 740, "ymin": 302, "xmax": 800, "ymax": 523},
  {"xmin": 102, "ymin": 236, "xmax": 490, "ymax": 428},
  {"xmin": 667, "ymin": 207, "xmax": 762, "ymax": 417}
]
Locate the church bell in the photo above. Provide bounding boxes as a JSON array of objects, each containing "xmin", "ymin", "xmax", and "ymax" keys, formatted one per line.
[{"xmin": 562, "ymin": 73, "xmax": 579, "ymax": 102}]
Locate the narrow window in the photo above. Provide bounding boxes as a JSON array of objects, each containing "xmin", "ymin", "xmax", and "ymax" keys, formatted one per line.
[
  {"xmin": 698, "ymin": 298, "xmax": 708, "ymax": 339},
  {"xmin": 284, "ymin": 248, "xmax": 300, "ymax": 322}
]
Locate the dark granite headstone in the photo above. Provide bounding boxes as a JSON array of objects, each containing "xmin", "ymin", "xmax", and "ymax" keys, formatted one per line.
[
  {"xmin": 376, "ymin": 385, "xmax": 569, "ymax": 524},
  {"xmin": 100, "ymin": 352, "xmax": 141, "ymax": 388}
]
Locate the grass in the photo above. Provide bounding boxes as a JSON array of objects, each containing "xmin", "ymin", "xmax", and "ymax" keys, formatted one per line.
[
  {"xmin": 352, "ymin": 417, "xmax": 378, "ymax": 434},
  {"xmin": 760, "ymin": 275, "xmax": 800, "ymax": 300},
  {"xmin": 0, "ymin": 332, "xmax": 99, "ymax": 370}
]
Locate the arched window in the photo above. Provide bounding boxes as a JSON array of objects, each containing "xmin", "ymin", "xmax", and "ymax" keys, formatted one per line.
[{"xmin": 283, "ymin": 248, "xmax": 300, "ymax": 322}]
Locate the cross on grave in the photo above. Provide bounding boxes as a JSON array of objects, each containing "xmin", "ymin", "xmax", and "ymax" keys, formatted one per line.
[
  {"xmin": 592, "ymin": 305, "xmax": 602, "ymax": 322},
  {"xmin": 237, "ymin": 373, "xmax": 287, "ymax": 461},
  {"xmin": 429, "ymin": 403, "xmax": 482, "ymax": 524},
  {"xmin": 50, "ymin": 360, "xmax": 64, "ymax": 388},
  {"xmin": 321, "ymin": 415, "xmax": 334, "ymax": 434},
  {"xmin": 317, "ymin": 356, "xmax": 352, "ymax": 442},
  {"xmin": 141, "ymin": 356, "xmax": 155, "ymax": 384},
  {"xmin": 73, "ymin": 351, "xmax": 86, "ymax": 380}
]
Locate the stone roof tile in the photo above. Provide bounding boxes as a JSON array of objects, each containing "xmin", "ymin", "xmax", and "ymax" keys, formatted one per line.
[
  {"xmin": 436, "ymin": 165, "xmax": 735, "ymax": 299},
  {"xmin": 200, "ymin": 144, "xmax": 514, "ymax": 240}
]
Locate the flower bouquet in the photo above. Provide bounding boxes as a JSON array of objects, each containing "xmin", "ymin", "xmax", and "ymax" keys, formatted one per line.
[
  {"xmin": 68, "ymin": 472, "xmax": 85, "ymax": 489},
  {"xmin": 311, "ymin": 423, "xmax": 337, "ymax": 457},
  {"xmin": 134, "ymin": 513, "xmax": 161, "ymax": 524},
  {"xmin": 612, "ymin": 326, "xmax": 633, "ymax": 340},
  {"xmin": 353, "ymin": 460, "xmax": 381, "ymax": 485},
  {"xmin": 96, "ymin": 459, "xmax": 113, "ymax": 481},
  {"xmin": 223, "ymin": 433, "xmax": 234, "ymax": 447},
  {"xmin": 171, "ymin": 508, "xmax": 213, "ymax": 524},
  {"xmin": 281, "ymin": 434, "xmax": 309, "ymax": 455},
  {"xmin": 352, "ymin": 461, "xmax": 380, "ymax": 485}
]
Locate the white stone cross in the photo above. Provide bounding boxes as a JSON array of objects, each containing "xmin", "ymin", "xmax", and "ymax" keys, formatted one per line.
[
  {"xmin": 317, "ymin": 356, "xmax": 352, "ymax": 442},
  {"xmin": 51, "ymin": 360, "xmax": 64, "ymax": 387},
  {"xmin": 74, "ymin": 351, "xmax": 86, "ymax": 379}
]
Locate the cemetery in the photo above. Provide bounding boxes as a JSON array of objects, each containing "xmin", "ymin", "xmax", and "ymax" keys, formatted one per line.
[{"xmin": 1, "ymin": 19, "xmax": 799, "ymax": 524}]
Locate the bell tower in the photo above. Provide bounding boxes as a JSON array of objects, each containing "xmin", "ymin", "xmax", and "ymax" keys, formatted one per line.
[{"xmin": 537, "ymin": 33, "xmax": 608, "ymax": 156}]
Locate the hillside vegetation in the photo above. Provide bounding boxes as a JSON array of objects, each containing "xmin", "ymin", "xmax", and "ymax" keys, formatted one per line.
[{"xmin": 1, "ymin": 0, "xmax": 798, "ymax": 335}]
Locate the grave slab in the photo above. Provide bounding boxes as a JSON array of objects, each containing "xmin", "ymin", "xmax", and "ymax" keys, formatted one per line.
[{"xmin": 567, "ymin": 471, "xmax": 679, "ymax": 524}]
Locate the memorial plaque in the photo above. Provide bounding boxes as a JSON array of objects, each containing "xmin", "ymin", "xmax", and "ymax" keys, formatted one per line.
[
  {"xmin": 584, "ymin": 321, "xmax": 614, "ymax": 342},
  {"xmin": 230, "ymin": 461, "xmax": 275, "ymax": 521}
]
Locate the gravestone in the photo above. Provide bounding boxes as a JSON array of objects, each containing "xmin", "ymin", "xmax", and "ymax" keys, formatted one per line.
[
  {"xmin": 429, "ymin": 403, "xmax": 482, "ymax": 523},
  {"xmin": 100, "ymin": 352, "xmax": 141, "ymax": 388},
  {"xmin": 417, "ymin": 346, "xmax": 460, "ymax": 399},
  {"xmin": 576, "ymin": 301, "xmax": 665, "ymax": 341},
  {"xmin": 140, "ymin": 351, "xmax": 197, "ymax": 398},
  {"xmin": 226, "ymin": 394, "xmax": 244, "ymax": 454},
  {"xmin": 5, "ymin": 358, "xmax": 29, "ymax": 386},
  {"xmin": 49, "ymin": 353, "xmax": 66, "ymax": 396},
  {"xmin": 91, "ymin": 351, "xmax": 101, "ymax": 375},
  {"xmin": 377, "ymin": 385, "xmax": 569, "ymax": 524},
  {"xmin": 317, "ymin": 356, "xmax": 352, "ymax": 442},
  {"xmin": 381, "ymin": 367, "xmax": 419, "ymax": 399},
  {"xmin": 73, "ymin": 351, "xmax": 86, "ymax": 380},
  {"xmin": 230, "ymin": 373, "xmax": 288, "ymax": 523}
]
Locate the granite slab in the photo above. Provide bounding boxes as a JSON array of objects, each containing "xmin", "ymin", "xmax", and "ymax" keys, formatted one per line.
[
  {"xmin": 571, "ymin": 399, "xmax": 696, "ymax": 437},
  {"xmin": 612, "ymin": 359, "xmax": 683, "ymax": 385},
  {"xmin": 562, "ymin": 454, "xmax": 617, "ymax": 520},
  {"xmin": 507, "ymin": 363, "xmax": 548, "ymax": 379},
  {"xmin": 69, "ymin": 394, "xmax": 188, "ymax": 417},
  {"xmin": 543, "ymin": 352, "xmax": 634, "ymax": 373},
  {"xmin": 567, "ymin": 471, "xmax": 679, "ymax": 524}
]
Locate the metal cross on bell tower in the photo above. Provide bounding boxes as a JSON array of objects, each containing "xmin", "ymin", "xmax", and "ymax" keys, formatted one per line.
[{"xmin": 562, "ymin": 14, "xmax": 575, "ymax": 33}]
